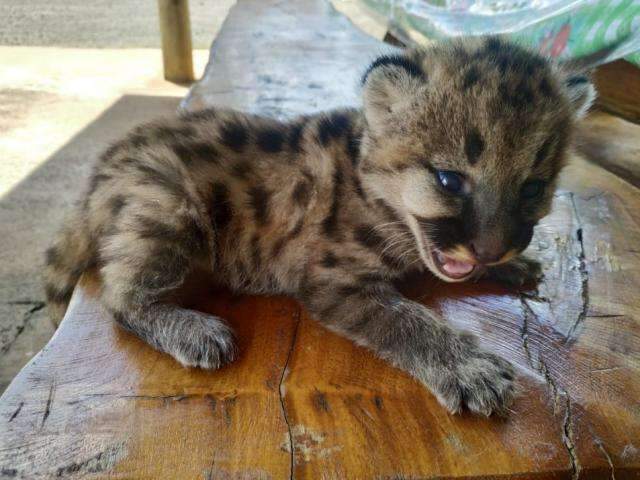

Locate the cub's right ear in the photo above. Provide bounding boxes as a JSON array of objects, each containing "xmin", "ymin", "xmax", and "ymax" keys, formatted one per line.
[
  {"xmin": 361, "ymin": 53, "xmax": 426, "ymax": 135},
  {"xmin": 562, "ymin": 73, "xmax": 596, "ymax": 120}
]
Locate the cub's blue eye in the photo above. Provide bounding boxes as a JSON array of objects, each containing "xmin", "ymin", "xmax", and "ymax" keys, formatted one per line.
[
  {"xmin": 436, "ymin": 170, "xmax": 464, "ymax": 194},
  {"xmin": 521, "ymin": 180, "xmax": 545, "ymax": 199}
]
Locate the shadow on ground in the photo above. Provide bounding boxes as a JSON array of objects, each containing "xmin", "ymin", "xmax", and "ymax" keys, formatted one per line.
[{"xmin": 0, "ymin": 94, "xmax": 182, "ymax": 393}]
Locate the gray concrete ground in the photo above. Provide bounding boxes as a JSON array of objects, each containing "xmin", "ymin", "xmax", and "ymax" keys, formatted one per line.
[
  {"xmin": 0, "ymin": 1, "xmax": 234, "ymax": 393},
  {"xmin": 0, "ymin": 0, "xmax": 232, "ymax": 49}
]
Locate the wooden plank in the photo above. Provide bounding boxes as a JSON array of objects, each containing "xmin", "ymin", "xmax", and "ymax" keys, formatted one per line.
[
  {"xmin": 0, "ymin": 273, "xmax": 296, "ymax": 478},
  {"xmin": 182, "ymin": 0, "xmax": 386, "ymax": 114},
  {"xmin": 157, "ymin": 0, "xmax": 194, "ymax": 84},
  {"xmin": 594, "ymin": 60, "xmax": 640, "ymax": 125},
  {"xmin": 576, "ymin": 111, "xmax": 640, "ymax": 189},
  {"xmin": 1, "ymin": 0, "xmax": 639, "ymax": 478}
]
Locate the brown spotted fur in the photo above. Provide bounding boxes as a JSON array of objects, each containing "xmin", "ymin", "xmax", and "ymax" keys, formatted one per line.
[{"xmin": 44, "ymin": 38, "xmax": 595, "ymax": 415}]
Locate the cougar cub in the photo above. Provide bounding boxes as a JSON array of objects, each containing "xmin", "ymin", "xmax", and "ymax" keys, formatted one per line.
[{"xmin": 45, "ymin": 37, "xmax": 595, "ymax": 415}]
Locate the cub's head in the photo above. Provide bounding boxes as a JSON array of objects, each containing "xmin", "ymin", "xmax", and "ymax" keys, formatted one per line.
[{"xmin": 359, "ymin": 37, "xmax": 595, "ymax": 282}]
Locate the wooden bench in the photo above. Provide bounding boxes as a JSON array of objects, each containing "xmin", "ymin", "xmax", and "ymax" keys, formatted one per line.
[{"xmin": 2, "ymin": 0, "xmax": 639, "ymax": 477}]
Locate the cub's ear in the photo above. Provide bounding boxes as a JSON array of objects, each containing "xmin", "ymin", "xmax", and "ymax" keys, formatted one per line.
[
  {"xmin": 561, "ymin": 71, "xmax": 596, "ymax": 119},
  {"xmin": 361, "ymin": 53, "xmax": 426, "ymax": 134}
]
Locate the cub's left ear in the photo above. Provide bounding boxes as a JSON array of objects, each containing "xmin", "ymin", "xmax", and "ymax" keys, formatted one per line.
[
  {"xmin": 562, "ymin": 72, "xmax": 596, "ymax": 119},
  {"xmin": 361, "ymin": 53, "xmax": 426, "ymax": 134}
]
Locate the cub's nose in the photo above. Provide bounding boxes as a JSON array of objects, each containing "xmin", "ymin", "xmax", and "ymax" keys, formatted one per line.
[{"xmin": 469, "ymin": 239, "xmax": 508, "ymax": 264}]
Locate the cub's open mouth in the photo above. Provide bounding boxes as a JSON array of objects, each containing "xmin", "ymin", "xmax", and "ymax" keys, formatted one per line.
[{"xmin": 431, "ymin": 249, "xmax": 476, "ymax": 280}]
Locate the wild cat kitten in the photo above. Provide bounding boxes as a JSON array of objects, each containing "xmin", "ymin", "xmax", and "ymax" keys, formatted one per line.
[{"xmin": 44, "ymin": 37, "xmax": 595, "ymax": 416}]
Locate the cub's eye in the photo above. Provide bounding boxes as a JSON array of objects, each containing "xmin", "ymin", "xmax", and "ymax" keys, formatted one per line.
[
  {"xmin": 436, "ymin": 170, "xmax": 465, "ymax": 194},
  {"xmin": 521, "ymin": 180, "xmax": 546, "ymax": 199}
]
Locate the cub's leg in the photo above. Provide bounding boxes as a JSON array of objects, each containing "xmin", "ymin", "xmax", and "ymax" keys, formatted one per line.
[
  {"xmin": 99, "ymin": 197, "xmax": 237, "ymax": 369},
  {"xmin": 300, "ymin": 279, "xmax": 515, "ymax": 416}
]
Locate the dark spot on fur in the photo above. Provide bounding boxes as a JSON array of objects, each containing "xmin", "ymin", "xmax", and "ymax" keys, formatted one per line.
[
  {"xmin": 220, "ymin": 120, "xmax": 248, "ymax": 152},
  {"xmin": 109, "ymin": 195, "xmax": 127, "ymax": 216},
  {"xmin": 136, "ymin": 217, "xmax": 181, "ymax": 241},
  {"xmin": 289, "ymin": 219, "xmax": 304, "ymax": 238},
  {"xmin": 181, "ymin": 108, "xmax": 216, "ymax": 122},
  {"xmin": 462, "ymin": 66, "xmax": 480, "ymax": 89},
  {"xmin": 256, "ymin": 127, "xmax": 285, "ymax": 153},
  {"xmin": 154, "ymin": 125, "xmax": 196, "ymax": 141},
  {"xmin": 292, "ymin": 180, "xmax": 311, "ymax": 207},
  {"xmin": 321, "ymin": 169, "xmax": 343, "ymax": 237},
  {"xmin": 45, "ymin": 283, "xmax": 74, "ymax": 303},
  {"xmin": 539, "ymin": 77, "xmax": 553, "ymax": 97},
  {"xmin": 534, "ymin": 136, "xmax": 555, "ymax": 168},
  {"xmin": 135, "ymin": 215, "xmax": 206, "ymax": 252},
  {"xmin": 135, "ymin": 163, "xmax": 186, "ymax": 197},
  {"xmin": 210, "ymin": 182, "xmax": 233, "ymax": 230},
  {"xmin": 337, "ymin": 284, "xmax": 361, "ymax": 297},
  {"xmin": 353, "ymin": 225, "xmax": 397, "ymax": 267},
  {"xmin": 317, "ymin": 112, "xmax": 351, "ymax": 146},
  {"xmin": 129, "ymin": 134, "xmax": 148, "ymax": 149},
  {"xmin": 271, "ymin": 219, "xmax": 304, "ymax": 258},
  {"xmin": 190, "ymin": 142, "xmax": 219, "ymax": 163},
  {"xmin": 184, "ymin": 216, "xmax": 210, "ymax": 252},
  {"xmin": 362, "ymin": 54, "xmax": 425, "ymax": 84},
  {"xmin": 346, "ymin": 126, "xmax": 361, "ymax": 166},
  {"xmin": 248, "ymin": 186, "xmax": 270, "ymax": 226},
  {"xmin": 271, "ymin": 238, "xmax": 287, "ymax": 258},
  {"xmin": 352, "ymin": 173, "xmax": 366, "ymax": 200},
  {"xmin": 45, "ymin": 247, "xmax": 61, "ymax": 267},
  {"xmin": 288, "ymin": 118, "xmax": 307, "ymax": 153},
  {"xmin": 484, "ymin": 37, "xmax": 503, "ymax": 55},
  {"xmin": 321, "ymin": 251, "xmax": 340, "ymax": 268},
  {"xmin": 464, "ymin": 128, "xmax": 485, "ymax": 164},
  {"xmin": 251, "ymin": 234, "xmax": 261, "ymax": 269},
  {"xmin": 414, "ymin": 215, "xmax": 470, "ymax": 252},
  {"xmin": 229, "ymin": 162, "xmax": 250, "ymax": 180},
  {"xmin": 87, "ymin": 173, "xmax": 112, "ymax": 196},
  {"xmin": 357, "ymin": 272, "xmax": 386, "ymax": 284},
  {"xmin": 102, "ymin": 140, "xmax": 126, "ymax": 161},
  {"xmin": 137, "ymin": 247, "xmax": 187, "ymax": 291}
]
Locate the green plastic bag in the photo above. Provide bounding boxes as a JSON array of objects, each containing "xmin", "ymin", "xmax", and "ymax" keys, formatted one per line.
[{"xmin": 358, "ymin": 0, "xmax": 640, "ymax": 66}]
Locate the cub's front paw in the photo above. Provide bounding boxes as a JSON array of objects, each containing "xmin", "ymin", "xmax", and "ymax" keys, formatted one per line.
[
  {"xmin": 168, "ymin": 311, "xmax": 238, "ymax": 370},
  {"xmin": 485, "ymin": 256, "xmax": 543, "ymax": 288},
  {"xmin": 432, "ymin": 335, "xmax": 516, "ymax": 416}
]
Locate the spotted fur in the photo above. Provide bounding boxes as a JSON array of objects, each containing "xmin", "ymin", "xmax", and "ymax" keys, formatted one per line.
[{"xmin": 44, "ymin": 37, "xmax": 595, "ymax": 416}]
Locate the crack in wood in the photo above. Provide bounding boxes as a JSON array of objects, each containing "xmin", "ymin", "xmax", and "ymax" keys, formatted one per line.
[
  {"xmin": 8, "ymin": 401, "xmax": 24, "ymax": 422},
  {"xmin": 594, "ymin": 436, "xmax": 617, "ymax": 480},
  {"xmin": 41, "ymin": 381, "xmax": 55, "ymax": 428},
  {"xmin": 278, "ymin": 308, "xmax": 301, "ymax": 480},
  {"xmin": 562, "ymin": 395, "xmax": 581, "ymax": 480},
  {"xmin": 1, "ymin": 300, "xmax": 46, "ymax": 354},
  {"xmin": 519, "ymin": 298, "xmax": 581, "ymax": 479},
  {"xmin": 565, "ymin": 193, "xmax": 590, "ymax": 343}
]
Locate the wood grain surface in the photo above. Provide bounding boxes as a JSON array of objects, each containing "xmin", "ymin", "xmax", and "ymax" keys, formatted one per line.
[
  {"xmin": 594, "ymin": 60, "xmax": 640, "ymax": 125},
  {"xmin": 1, "ymin": 0, "xmax": 639, "ymax": 478}
]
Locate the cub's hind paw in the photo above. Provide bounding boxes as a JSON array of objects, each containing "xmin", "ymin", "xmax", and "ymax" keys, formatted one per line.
[
  {"xmin": 167, "ymin": 311, "xmax": 238, "ymax": 370},
  {"xmin": 485, "ymin": 256, "xmax": 543, "ymax": 289},
  {"xmin": 432, "ymin": 337, "xmax": 516, "ymax": 416}
]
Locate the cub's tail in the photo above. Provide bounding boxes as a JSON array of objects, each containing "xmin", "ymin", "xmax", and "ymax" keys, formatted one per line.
[{"xmin": 43, "ymin": 208, "xmax": 94, "ymax": 325}]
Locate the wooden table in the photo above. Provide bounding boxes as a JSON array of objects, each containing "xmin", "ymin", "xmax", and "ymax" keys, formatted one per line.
[{"xmin": 2, "ymin": 0, "xmax": 639, "ymax": 478}]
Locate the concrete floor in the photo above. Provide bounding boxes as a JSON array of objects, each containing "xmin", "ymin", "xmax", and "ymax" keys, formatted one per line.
[
  {"xmin": 0, "ymin": 1, "xmax": 235, "ymax": 393},
  {"xmin": 0, "ymin": 0, "xmax": 233, "ymax": 49}
]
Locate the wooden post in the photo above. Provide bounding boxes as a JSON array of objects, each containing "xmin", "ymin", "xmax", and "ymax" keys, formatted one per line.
[{"xmin": 157, "ymin": 0, "xmax": 195, "ymax": 83}]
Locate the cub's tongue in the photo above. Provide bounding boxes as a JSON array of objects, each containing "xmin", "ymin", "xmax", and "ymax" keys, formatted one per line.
[
  {"xmin": 436, "ymin": 251, "xmax": 474, "ymax": 277},
  {"xmin": 442, "ymin": 259, "xmax": 474, "ymax": 276}
]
